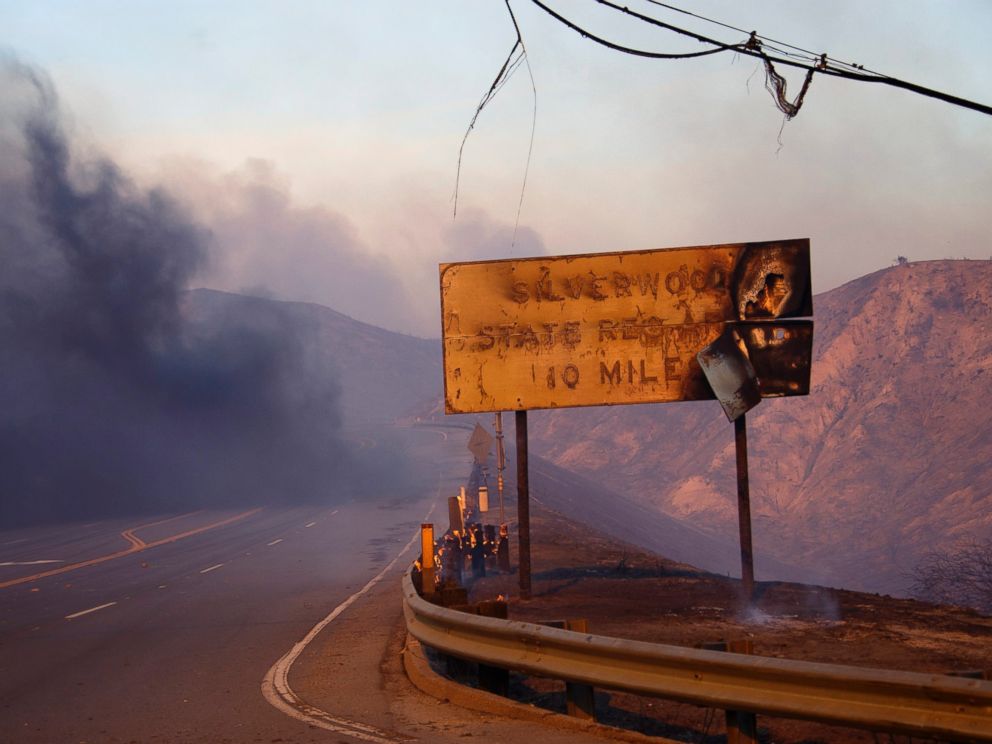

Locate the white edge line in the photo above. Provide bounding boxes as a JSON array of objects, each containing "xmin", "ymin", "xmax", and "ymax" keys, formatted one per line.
[
  {"xmin": 0, "ymin": 559, "xmax": 64, "ymax": 566},
  {"xmin": 65, "ymin": 601, "xmax": 117, "ymax": 620},
  {"xmin": 261, "ymin": 503, "xmax": 436, "ymax": 742},
  {"xmin": 200, "ymin": 563, "xmax": 224, "ymax": 574}
]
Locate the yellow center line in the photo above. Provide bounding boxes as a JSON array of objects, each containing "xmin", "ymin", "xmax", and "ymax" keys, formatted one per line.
[
  {"xmin": 120, "ymin": 531, "xmax": 145, "ymax": 550},
  {"xmin": 119, "ymin": 511, "xmax": 202, "ymax": 550},
  {"xmin": 0, "ymin": 508, "xmax": 262, "ymax": 590}
]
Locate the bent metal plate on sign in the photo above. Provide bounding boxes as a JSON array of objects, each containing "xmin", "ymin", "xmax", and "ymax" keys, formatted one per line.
[{"xmin": 440, "ymin": 239, "xmax": 812, "ymax": 413}]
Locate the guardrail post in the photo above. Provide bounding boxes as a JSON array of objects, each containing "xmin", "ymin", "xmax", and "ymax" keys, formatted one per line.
[
  {"xmin": 476, "ymin": 600, "xmax": 510, "ymax": 696},
  {"xmin": 441, "ymin": 533, "xmax": 463, "ymax": 586},
  {"xmin": 497, "ymin": 523, "xmax": 511, "ymax": 573},
  {"xmin": 541, "ymin": 619, "xmax": 596, "ymax": 720},
  {"xmin": 699, "ymin": 640, "xmax": 757, "ymax": 743},
  {"xmin": 726, "ymin": 709, "xmax": 758, "ymax": 744},
  {"xmin": 564, "ymin": 619, "xmax": 595, "ymax": 720},
  {"xmin": 470, "ymin": 523, "xmax": 486, "ymax": 578},
  {"xmin": 448, "ymin": 495, "xmax": 464, "ymax": 536}
]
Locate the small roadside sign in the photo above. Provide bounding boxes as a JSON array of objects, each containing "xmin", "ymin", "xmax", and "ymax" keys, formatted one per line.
[{"xmin": 467, "ymin": 423, "xmax": 494, "ymax": 463}]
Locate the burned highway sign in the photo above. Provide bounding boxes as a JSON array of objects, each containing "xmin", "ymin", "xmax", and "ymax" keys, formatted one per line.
[{"xmin": 440, "ymin": 239, "xmax": 812, "ymax": 413}]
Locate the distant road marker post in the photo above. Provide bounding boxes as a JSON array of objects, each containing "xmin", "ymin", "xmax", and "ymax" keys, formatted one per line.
[
  {"xmin": 420, "ymin": 523, "xmax": 436, "ymax": 597},
  {"xmin": 439, "ymin": 239, "xmax": 813, "ymax": 599}
]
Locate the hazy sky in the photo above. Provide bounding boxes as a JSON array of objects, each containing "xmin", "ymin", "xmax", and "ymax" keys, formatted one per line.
[{"xmin": 2, "ymin": 1, "xmax": 990, "ymax": 335}]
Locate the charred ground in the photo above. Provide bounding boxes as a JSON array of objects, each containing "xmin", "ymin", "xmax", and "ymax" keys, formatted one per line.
[{"xmin": 467, "ymin": 497, "xmax": 992, "ymax": 743}]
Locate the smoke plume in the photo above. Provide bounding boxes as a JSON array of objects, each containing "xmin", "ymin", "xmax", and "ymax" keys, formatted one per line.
[
  {"xmin": 0, "ymin": 59, "xmax": 351, "ymax": 525},
  {"xmin": 158, "ymin": 157, "xmax": 416, "ymax": 333}
]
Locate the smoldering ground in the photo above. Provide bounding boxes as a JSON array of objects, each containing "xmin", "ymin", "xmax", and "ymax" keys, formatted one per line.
[{"xmin": 0, "ymin": 59, "xmax": 391, "ymax": 526}]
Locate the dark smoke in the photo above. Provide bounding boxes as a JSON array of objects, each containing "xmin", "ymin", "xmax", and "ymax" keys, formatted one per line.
[{"xmin": 0, "ymin": 59, "xmax": 351, "ymax": 525}]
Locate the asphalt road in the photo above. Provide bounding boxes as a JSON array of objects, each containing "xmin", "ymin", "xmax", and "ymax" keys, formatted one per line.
[{"xmin": 0, "ymin": 425, "xmax": 469, "ymax": 743}]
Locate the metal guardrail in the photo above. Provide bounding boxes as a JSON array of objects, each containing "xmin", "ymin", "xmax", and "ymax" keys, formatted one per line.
[{"xmin": 402, "ymin": 568, "xmax": 992, "ymax": 742}]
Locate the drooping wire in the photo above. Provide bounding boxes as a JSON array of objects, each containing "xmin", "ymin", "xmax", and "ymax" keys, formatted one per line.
[
  {"xmin": 561, "ymin": 0, "xmax": 821, "ymax": 118},
  {"xmin": 745, "ymin": 33, "xmax": 823, "ymax": 120},
  {"xmin": 529, "ymin": 0, "xmax": 992, "ymax": 117},
  {"xmin": 451, "ymin": 2, "xmax": 542, "ymax": 250},
  {"xmin": 529, "ymin": 0, "xmax": 733, "ymax": 60},
  {"xmin": 640, "ymin": 0, "xmax": 885, "ymax": 77},
  {"xmin": 455, "ymin": 0, "xmax": 991, "ymax": 244},
  {"xmin": 504, "ymin": 0, "xmax": 538, "ymax": 251},
  {"xmin": 452, "ymin": 36, "xmax": 525, "ymax": 218}
]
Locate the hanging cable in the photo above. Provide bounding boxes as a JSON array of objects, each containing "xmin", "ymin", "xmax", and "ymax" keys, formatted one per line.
[
  {"xmin": 527, "ymin": 0, "xmax": 992, "ymax": 117},
  {"xmin": 640, "ymin": 0, "xmax": 884, "ymax": 76},
  {"xmin": 528, "ymin": 0, "xmax": 734, "ymax": 60},
  {"xmin": 745, "ymin": 33, "xmax": 824, "ymax": 119},
  {"xmin": 452, "ymin": 38, "xmax": 524, "ymax": 218},
  {"xmin": 504, "ymin": 0, "xmax": 538, "ymax": 250}
]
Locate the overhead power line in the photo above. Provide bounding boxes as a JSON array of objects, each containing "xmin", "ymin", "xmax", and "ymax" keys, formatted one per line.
[
  {"xmin": 526, "ymin": 0, "xmax": 731, "ymax": 60},
  {"xmin": 526, "ymin": 0, "xmax": 992, "ymax": 118},
  {"xmin": 641, "ymin": 0, "xmax": 884, "ymax": 76}
]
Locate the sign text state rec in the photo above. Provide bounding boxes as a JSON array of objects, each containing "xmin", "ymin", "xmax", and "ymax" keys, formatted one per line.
[{"xmin": 440, "ymin": 239, "xmax": 813, "ymax": 414}]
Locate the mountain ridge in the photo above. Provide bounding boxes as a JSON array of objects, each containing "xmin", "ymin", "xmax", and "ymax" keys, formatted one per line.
[
  {"xmin": 185, "ymin": 288, "xmax": 441, "ymax": 428},
  {"xmin": 528, "ymin": 259, "xmax": 992, "ymax": 594}
]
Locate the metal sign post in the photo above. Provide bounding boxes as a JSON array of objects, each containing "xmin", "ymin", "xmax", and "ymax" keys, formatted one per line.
[
  {"xmin": 696, "ymin": 325, "xmax": 765, "ymax": 598},
  {"xmin": 515, "ymin": 410, "xmax": 532, "ymax": 599},
  {"xmin": 696, "ymin": 325, "xmax": 762, "ymax": 597},
  {"xmin": 734, "ymin": 415, "xmax": 755, "ymax": 598},
  {"xmin": 494, "ymin": 411, "xmax": 507, "ymax": 525}
]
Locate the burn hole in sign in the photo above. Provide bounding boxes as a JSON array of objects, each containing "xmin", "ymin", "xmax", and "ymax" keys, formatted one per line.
[{"xmin": 744, "ymin": 273, "xmax": 788, "ymax": 318}]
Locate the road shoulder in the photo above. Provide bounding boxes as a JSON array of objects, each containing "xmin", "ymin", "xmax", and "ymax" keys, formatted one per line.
[{"xmin": 290, "ymin": 561, "xmax": 624, "ymax": 743}]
